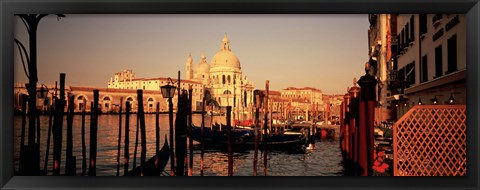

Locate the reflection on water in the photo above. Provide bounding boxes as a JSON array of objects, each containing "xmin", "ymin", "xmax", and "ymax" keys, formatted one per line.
[{"xmin": 14, "ymin": 114, "xmax": 343, "ymax": 176}]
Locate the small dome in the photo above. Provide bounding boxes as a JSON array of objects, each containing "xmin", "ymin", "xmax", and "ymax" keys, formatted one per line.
[{"xmin": 196, "ymin": 53, "xmax": 210, "ymax": 74}]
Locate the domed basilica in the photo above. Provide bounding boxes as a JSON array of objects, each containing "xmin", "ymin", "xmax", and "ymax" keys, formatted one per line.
[{"xmin": 186, "ymin": 34, "xmax": 254, "ymax": 119}]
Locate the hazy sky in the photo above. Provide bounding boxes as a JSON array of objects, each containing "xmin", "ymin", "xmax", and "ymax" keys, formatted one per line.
[{"xmin": 14, "ymin": 14, "xmax": 369, "ymax": 94}]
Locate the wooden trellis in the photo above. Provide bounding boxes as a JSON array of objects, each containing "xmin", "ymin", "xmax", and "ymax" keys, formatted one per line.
[{"xmin": 393, "ymin": 105, "xmax": 466, "ymax": 176}]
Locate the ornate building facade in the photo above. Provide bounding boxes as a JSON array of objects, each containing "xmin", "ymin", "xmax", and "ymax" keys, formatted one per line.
[{"xmin": 186, "ymin": 34, "xmax": 255, "ymax": 120}]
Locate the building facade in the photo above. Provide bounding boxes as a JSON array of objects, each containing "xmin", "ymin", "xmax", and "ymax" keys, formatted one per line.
[
  {"xmin": 278, "ymin": 87, "xmax": 325, "ymax": 121},
  {"xmin": 368, "ymin": 14, "xmax": 394, "ymax": 123},
  {"xmin": 384, "ymin": 14, "xmax": 466, "ymax": 119}
]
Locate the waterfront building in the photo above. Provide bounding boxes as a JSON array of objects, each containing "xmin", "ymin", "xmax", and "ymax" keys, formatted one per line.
[
  {"xmin": 107, "ymin": 70, "xmax": 205, "ymax": 111},
  {"xmin": 279, "ymin": 87, "xmax": 325, "ymax": 121},
  {"xmin": 14, "ymin": 83, "xmax": 167, "ymax": 113},
  {"xmin": 383, "ymin": 14, "xmax": 466, "ymax": 119}
]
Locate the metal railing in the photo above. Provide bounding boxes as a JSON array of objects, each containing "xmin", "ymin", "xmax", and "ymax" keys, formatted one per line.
[{"xmin": 393, "ymin": 105, "xmax": 466, "ymax": 176}]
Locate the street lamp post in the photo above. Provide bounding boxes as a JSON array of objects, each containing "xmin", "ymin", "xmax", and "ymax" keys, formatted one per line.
[{"xmin": 160, "ymin": 78, "xmax": 177, "ymax": 176}]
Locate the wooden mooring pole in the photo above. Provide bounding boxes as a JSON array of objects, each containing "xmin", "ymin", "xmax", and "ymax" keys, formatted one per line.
[
  {"xmin": 20, "ymin": 94, "xmax": 26, "ymax": 151},
  {"xmin": 253, "ymin": 95, "xmax": 260, "ymax": 176},
  {"xmin": 65, "ymin": 93, "xmax": 76, "ymax": 176},
  {"xmin": 175, "ymin": 91, "xmax": 188, "ymax": 176},
  {"xmin": 124, "ymin": 102, "xmax": 131, "ymax": 176},
  {"xmin": 81, "ymin": 98, "xmax": 86, "ymax": 176},
  {"xmin": 343, "ymin": 91, "xmax": 351, "ymax": 161},
  {"xmin": 53, "ymin": 73, "xmax": 66, "ymax": 176},
  {"xmin": 116, "ymin": 97, "xmax": 123, "ymax": 176},
  {"xmin": 137, "ymin": 90, "xmax": 147, "ymax": 175},
  {"xmin": 188, "ymin": 86, "xmax": 193, "ymax": 176},
  {"xmin": 44, "ymin": 96, "xmax": 54, "ymax": 175},
  {"xmin": 88, "ymin": 89, "xmax": 99, "ymax": 176},
  {"xmin": 226, "ymin": 106, "xmax": 233, "ymax": 176},
  {"xmin": 18, "ymin": 94, "xmax": 28, "ymax": 174},
  {"xmin": 19, "ymin": 94, "xmax": 27, "ymax": 174},
  {"xmin": 133, "ymin": 113, "xmax": 140, "ymax": 169},
  {"xmin": 155, "ymin": 102, "xmax": 160, "ymax": 175},
  {"xmin": 200, "ymin": 96, "xmax": 205, "ymax": 176},
  {"xmin": 263, "ymin": 80, "xmax": 269, "ymax": 176},
  {"xmin": 168, "ymin": 92, "xmax": 175, "ymax": 176},
  {"xmin": 156, "ymin": 102, "xmax": 160, "ymax": 154},
  {"xmin": 36, "ymin": 109, "xmax": 40, "ymax": 157}
]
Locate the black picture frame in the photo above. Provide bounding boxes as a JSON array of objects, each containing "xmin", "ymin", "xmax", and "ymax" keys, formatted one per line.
[{"xmin": 1, "ymin": 0, "xmax": 478, "ymax": 190}]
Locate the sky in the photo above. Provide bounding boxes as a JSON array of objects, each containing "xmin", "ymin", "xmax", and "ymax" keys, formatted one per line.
[{"xmin": 14, "ymin": 14, "xmax": 369, "ymax": 94}]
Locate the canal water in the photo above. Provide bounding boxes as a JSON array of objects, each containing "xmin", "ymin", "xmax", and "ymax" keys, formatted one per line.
[{"xmin": 14, "ymin": 114, "xmax": 344, "ymax": 176}]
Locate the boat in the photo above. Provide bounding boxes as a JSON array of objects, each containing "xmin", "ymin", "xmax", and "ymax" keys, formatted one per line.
[
  {"xmin": 126, "ymin": 138, "xmax": 170, "ymax": 176},
  {"xmin": 244, "ymin": 131, "xmax": 308, "ymax": 153},
  {"xmin": 190, "ymin": 125, "xmax": 254, "ymax": 152},
  {"xmin": 190, "ymin": 125, "xmax": 307, "ymax": 153}
]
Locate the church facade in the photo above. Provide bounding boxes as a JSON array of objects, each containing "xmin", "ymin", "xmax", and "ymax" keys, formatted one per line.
[{"xmin": 185, "ymin": 34, "xmax": 255, "ymax": 120}]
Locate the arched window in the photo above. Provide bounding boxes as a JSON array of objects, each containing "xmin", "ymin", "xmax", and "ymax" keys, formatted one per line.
[
  {"xmin": 147, "ymin": 97, "xmax": 154, "ymax": 109},
  {"xmin": 222, "ymin": 75, "xmax": 226, "ymax": 84},
  {"xmin": 227, "ymin": 75, "xmax": 231, "ymax": 84},
  {"xmin": 77, "ymin": 95, "xmax": 86, "ymax": 111},
  {"xmin": 102, "ymin": 96, "xmax": 112, "ymax": 112}
]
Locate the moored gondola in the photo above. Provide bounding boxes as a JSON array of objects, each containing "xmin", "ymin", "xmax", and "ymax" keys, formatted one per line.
[
  {"xmin": 126, "ymin": 138, "xmax": 170, "ymax": 176},
  {"xmin": 190, "ymin": 125, "xmax": 307, "ymax": 153},
  {"xmin": 190, "ymin": 125, "xmax": 254, "ymax": 152}
]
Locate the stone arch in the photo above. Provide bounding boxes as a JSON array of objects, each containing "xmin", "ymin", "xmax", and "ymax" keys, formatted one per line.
[
  {"xmin": 125, "ymin": 96, "xmax": 135, "ymax": 111},
  {"xmin": 76, "ymin": 94, "xmax": 89, "ymax": 111},
  {"xmin": 101, "ymin": 95, "xmax": 113, "ymax": 113},
  {"xmin": 147, "ymin": 97, "xmax": 156, "ymax": 112}
]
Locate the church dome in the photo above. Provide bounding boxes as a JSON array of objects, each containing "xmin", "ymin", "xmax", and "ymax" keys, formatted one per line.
[
  {"xmin": 196, "ymin": 53, "xmax": 210, "ymax": 74},
  {"xmin": 210, "ymin": 34, "xmax": 241, "ymax": 69}
]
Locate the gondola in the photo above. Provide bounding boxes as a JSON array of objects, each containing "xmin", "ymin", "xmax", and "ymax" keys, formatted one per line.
[
  {"xmin": 190, "ymin": 125, "xmax": 307, "ymax": 153},
  {"xmin": 126, "ymin": 138, "xmax": 170, "ymax": 176},
  {"xmin": 190, "ymin": 125, "xmax": 254, "ymax": 152}
]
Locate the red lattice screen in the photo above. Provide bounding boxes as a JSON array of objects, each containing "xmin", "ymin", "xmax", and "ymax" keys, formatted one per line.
[{"xmin": 393, "ymin": 105, "xmax": 466, "ymax": 176}]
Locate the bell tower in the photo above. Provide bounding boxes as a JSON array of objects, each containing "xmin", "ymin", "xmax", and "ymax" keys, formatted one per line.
[{"xmin": 186, "ymin": 53, "xmax": 193, "ymax": 80}]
